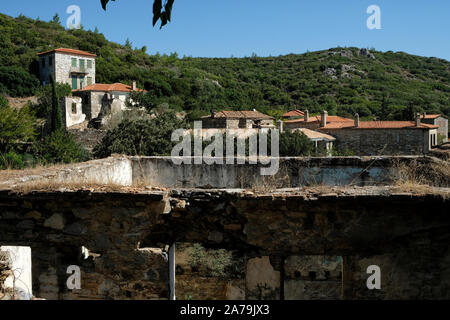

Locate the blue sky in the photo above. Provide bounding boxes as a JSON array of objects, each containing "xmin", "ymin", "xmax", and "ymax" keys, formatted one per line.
[{"xmin": 1, "ymin": 0, "xmax": 450, "ymax": 60}]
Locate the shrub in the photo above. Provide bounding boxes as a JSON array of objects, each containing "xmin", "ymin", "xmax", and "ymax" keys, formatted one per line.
[
  {"xmin": 33, "ymin": 82, "xmax": 72, "ymax": 118},
  {"xmin": 0, "ymin": 97, "xmax": 36, "ymax": 153},
  {"xmin": 0, "ymin": 151, "xmax": 24, "ymax": 170},
  {"xmin": 279, "ymin": 131, "xmax": 314, "ymax": 156},
  {"xmin": 93, "ymin": 111, "xmax": 188, "ymax": 158},
  {"xmin": 0, "ymin": 66, "xmax": 40, "ymax": 97},
  {"xmin": 33, "ymin": 130, "xmax": 91, "ymax": 164}
]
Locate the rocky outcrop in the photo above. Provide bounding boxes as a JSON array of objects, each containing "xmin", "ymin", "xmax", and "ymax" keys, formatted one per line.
[{"xmin": 358, "ymin": 48, "xmax": 376, "ymax": 59}]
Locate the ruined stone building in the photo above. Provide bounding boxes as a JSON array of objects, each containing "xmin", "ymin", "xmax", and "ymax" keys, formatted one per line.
[
  {"xmin": 420, "ymin": 113, "xmax": 448, "ymax": 142},
  {"xmin": 0, "ymin": 155, "xmax": 449, "ymax": 300},
  {"xmin": 37, "ymin": 48, "xmax": 97, "ymax": 89},
  {"xmin": 284, "ymin": 110, "xmax": 440, "ymax": 155},
  {"xmin": 201, "ymin": 110, "xmax": 274, "ymax": 129},
  {"xmin": 37, "ymin": 48, "xmax": 144, "ymax": 129}
]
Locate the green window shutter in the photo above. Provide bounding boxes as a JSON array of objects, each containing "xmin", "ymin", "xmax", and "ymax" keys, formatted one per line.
[
  {"xmin": 87, "ymin": 77, "xmax": 92, "ymax": 85},
  {"xmin": 72, "ymin": 58, "xmax": 77, "ymax": 67},
  {"xmin": 72, "ymin": 76, "xmax": 77, "ymax": 90},
  {"xmin": 87, "ymin": 60, "xmax": 92, "ymax": 69},
  {"xmin": 79, "ymin": 59, "xmax": 85, "ymax": 70}
]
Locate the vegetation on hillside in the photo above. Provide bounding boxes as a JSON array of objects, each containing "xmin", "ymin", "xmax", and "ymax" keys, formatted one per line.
[
  {"xmin": 0, "ymin": 12, "xmax": 449, "ymax": 122},
  {"xmin": 0, "ymin": 12, "xmax": 449, "ymax": 167}
]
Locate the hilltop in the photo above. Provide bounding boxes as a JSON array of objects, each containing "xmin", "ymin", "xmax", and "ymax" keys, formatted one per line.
[{"xmin": 0, "ymin": 12, "xmax": 449, "ymax": 120}]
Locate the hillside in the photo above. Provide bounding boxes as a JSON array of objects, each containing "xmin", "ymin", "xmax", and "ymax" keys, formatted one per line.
[{"xmin": 1, "ymin": 12, "xmax": 450, "ymax": 120}]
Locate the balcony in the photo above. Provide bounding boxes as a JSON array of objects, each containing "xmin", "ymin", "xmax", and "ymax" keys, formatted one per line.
[{"xmin": 70, "ymin": 66, "xmax": 89, "ymax": 74}]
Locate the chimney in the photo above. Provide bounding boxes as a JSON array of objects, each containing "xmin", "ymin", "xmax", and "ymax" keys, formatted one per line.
[
  {"xmin": 423, "ymin": 112, "xmax": 426, "ymax": 119},
  {"xmin": 415, "ymin": 113, "xmax": 421, "ymax": 127},
  {"xmin": 354, "ymin": 113, "xmax": 360, "ymax": 127},
  {"xmin": 211, "ymin": 109, "xmax": 216, "ymax": 118},
  {"xmin": 132, "ymin": 81, "xmax": 137, "ymax": 91},
  {"xmin": 277, "ymin": 120, "xmax": 284, "ymax": 133},
  {"xmin": 304, "ymin": 110, "xmax": 309, "ymax": 122},
  {"xmin": 321, "ymin": 110, "xmax": 328, "ymax": 127}
]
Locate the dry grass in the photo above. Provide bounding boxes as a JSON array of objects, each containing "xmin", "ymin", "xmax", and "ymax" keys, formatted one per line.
[
  {"xmin": 391, "ymin": 158, "xmax": 450, "ymax": 198},
  {"xmin": 236, "ymin": 166, "xmax": 291, "ymax": 193},
  {"xmin": 393, "ymin": 158, "xmax": 450, "ymax": 187}
]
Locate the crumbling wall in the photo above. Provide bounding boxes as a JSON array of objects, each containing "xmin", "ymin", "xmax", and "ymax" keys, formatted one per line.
[
  {"xmin": 284, "ymin": 256, "xmax": 341, "ymax": 300},
  {"xmin": 175, "ymin": 243, "xmax": 245, "ymax": 300},
  {"xmin": 0, "ymin": 189, "xmax": 449, "ymax": 300}
]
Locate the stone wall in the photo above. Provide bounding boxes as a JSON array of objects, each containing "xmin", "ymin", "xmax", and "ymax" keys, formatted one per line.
[
  {"xmin": 0, "ymin": 188, "xmax": 449, "ymax": 300},
  {"xmin": 131, "ymin": 156, "xmax": 441, "ymax": 188},
  {"xmin": 60, "ymin": 96, "xmax": 86, "ymax": 128},
  {"xmin": 54, "ymin": 52, "xmax": 96, "ymax": 88},
  {"xmin": 320, "ymin": 128, "xmax": 432, "ymax": 155},
  {"xmin": 174, "ymin": 245, "xmax": 342, "ymax": 300},
  {"xmin": 2, "ymin": 155, "xmax": 446, "ymax": 191},
  {"xmin": 423, "ymin": 116, "xmax": 448, "ymax": 142}
]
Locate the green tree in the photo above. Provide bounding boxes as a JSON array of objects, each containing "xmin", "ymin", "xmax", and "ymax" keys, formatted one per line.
[
  {"xmin": 0, "ymin": 96, "xmax": 36, "ymax": 153},
  {"xmin": 278, "ymin": 131, "xmax": 314, "ymax": 156},
  {"xmin": 33, "ymin": 82, "xmax": 72, "ymax": 118},
  {"xmin": 0, "ymin": 66, "xmax": 40, "ymax": 97},
  {"xmin": 52, "ymin": 13, "xmax": 61, "ymax": 25},
  {"xmin": 50, "ymin": 75, "xmax": 63, "ymax": 132},
  {"xmin": 93, "ymin": 110, "xmax": 188, "ymax": 158}
]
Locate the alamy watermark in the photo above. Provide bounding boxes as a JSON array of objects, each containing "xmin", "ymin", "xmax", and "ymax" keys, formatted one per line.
[
  {"xmin": 366, "ymin": 265, "xmax": 381, "ymax": 290},
  {"xmin": 66, "ymin": 5, "xmax": 81, "ymax": 30},
  {"xmin": 66, "ymin": 265, "xmax": 81, "ymax": 290},
  {"xmin": 367, "ymin": 5, "xmax": 381, "ymax": 30},
  {"xmin": 170, "ymin": 121, "xmax": 280, "ymax": 175}
]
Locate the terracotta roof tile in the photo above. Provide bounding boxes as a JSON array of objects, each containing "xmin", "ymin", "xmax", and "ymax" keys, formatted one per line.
[
  {"xmin": 282, "ymin": 110, "xmax": 305, "ymax": 117},
  {"xmin": 37, "ymin": 48, "xmax": 97, "ymax": 57},
  {"xmin": 420, "ymin": 114, "xmax": 443, "ymax": 119},
  {"xmin": 291, "ymin": 128, "xmax": 336, "ymax": 141},
  {"xmin": 73, "ymin": 83, "xmax": 145, "ymax": 93},
  {"xmin": 322, "ymin": 121, "xmax": 438, "ymax": 130},
  {"xmin": 284, "ymin": 115, "xmax": 353, "ymax": 124},
  {"xmin": 202, "ymin": 110, "xmax": 273, "ymax": 120}
]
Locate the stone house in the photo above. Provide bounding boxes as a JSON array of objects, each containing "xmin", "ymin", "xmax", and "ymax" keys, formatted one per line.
[
  {"xmin": 72, "ymin": 82, "xmax": 144, "ymax": 121},
  {"xmin": 200, "ymin": 110, "xmax": 274, "ymax": 129},
  {"xmin": 317, "ymin": 112, "xmax": 439, "ymax": 155},
  {"xmin": 282, "ymin": 110, "xmax": 439, "ymax": 155},
  {"xmin": 37, "ymin": 48, "xmax": 97, "ymax": 89},
  {"xmin": 37, "ymin": 48, "xmax": 146, "ymax": 129},
  {"xmin": 283, "ymin": 110, "xmax": 353, "ymax": 131},
  {"xmin": 420, "ymin": 113, "xmax": 448, "ymax": 143}
]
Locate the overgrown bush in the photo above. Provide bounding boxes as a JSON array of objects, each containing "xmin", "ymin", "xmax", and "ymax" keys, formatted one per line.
[
  {"xmin": 0, "ymin": 151, "xmax": 24, "ymax": 170},
  {"xmin": 33, "ymin": 82, "xmax": 72, "ymax": 118},
  {"xmin": 189, "ymin": 244, "xmax": 244, "ymax": 279},
  {"xmin": 33, "ymin": 130, "xmax": 91, "ymax": 164},
  {"xmin": 0, "ymin": 66, "xmax": 40, "ymax": 97},
  {"xmin": 93, "ymin": 111, "xmax": 188, "ymax": 158},
  {"xmin": 278, "ymin": 131, "xmax": 314, "ymax": 156},
  {"xmin": 0, "ymin": 96, "xmax": 36, "ymax": 154}
]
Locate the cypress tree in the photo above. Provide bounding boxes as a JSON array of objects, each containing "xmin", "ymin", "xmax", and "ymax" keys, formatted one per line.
[{"xmin": 50, "ymin": 74, "xmax": 63, "ymax": 132}]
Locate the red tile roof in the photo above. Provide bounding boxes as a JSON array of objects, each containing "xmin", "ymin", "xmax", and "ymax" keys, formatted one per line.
[
  {"xmin": 37, "ymin": 48, "xmax": 97, "ymax": 58},
  {"xmin": 202, "ymin": 110, "xmax": 273, "ymax": 120},
  {"xmin": 284, "ymin": 115, "xmax": 353, "ymax": 124},
  {"xmin": 291, "ymin": 128, "xmax": 336, "ymax": 141},
  {"xmin": 321, "ymin": 121, "xmax": 438, "ymax": 130},
  {"xmin": 282, "ymin": 109, "xmax": 305, "ymax": 118},
  {"xmin": 420, "ymin": 114, "xmax": 442, "ymax": 119},
  {"xmin": 73, "ymin": 83, "xmax": 145, "ymax": 93}
]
